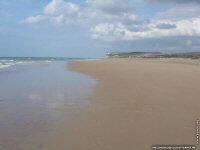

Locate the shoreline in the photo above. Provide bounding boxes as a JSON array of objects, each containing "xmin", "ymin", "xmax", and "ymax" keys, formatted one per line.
[
  {"xmin": 67, "ymin": 58, "xmax": 200, "ymax": 149},
  {"xmin": 0, "ymin": 61, "xmax": 96, "ymax": 150}
]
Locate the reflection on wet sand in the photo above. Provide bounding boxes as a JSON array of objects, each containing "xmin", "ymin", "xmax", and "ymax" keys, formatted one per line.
[{"xmin": 0, "ymin": 61, "xmax": 95, "ymax": 150}]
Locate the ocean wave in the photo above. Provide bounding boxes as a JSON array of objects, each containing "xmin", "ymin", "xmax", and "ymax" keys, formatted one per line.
[
  {"xmin": 0, "ymin": 59, "xmax": 52, "ymax": 70},
  {"xmin": 0, "ymin": 64, "xmax": 12, "ymax": 69},
  {"xmin": 0, "ymin": 60, "xmax": 14, "ymax": 63}
]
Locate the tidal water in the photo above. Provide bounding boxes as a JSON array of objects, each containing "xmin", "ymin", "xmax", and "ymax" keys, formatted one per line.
[{"xmin": 0, "ymin": 58, "xmax": 96, "ymax": 150}]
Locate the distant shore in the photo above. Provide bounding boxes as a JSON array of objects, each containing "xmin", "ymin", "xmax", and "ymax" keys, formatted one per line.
[
  {"xmin": 107, "ymin": 51, "xmax": 200, "ymax": 59},
  {"xmin": 68, "ymin": 58, "xmax": 200, "ymax": 150}
]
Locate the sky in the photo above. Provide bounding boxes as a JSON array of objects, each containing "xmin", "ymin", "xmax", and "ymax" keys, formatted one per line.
[{"xmin": 1, "ymin": 0, "xmax": 200, "ymax": 58}]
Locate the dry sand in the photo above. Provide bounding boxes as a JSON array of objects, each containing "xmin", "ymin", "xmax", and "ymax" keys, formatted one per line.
[{"xmin": 64, "ymin": 58, "xmax": 200, "ymax": 150}]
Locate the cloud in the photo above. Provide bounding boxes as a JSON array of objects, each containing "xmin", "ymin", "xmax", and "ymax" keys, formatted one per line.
[
  {"xmin": 85, "ymin": 0, "xmax": 130, "ymax": 14},
  {"xmin": 156, "ymin": 23, "xmax": 176, "ymax": 29},
  {"xmin": 21, "ymin": 0, "xmax": 81, "ymax": 25},
  {"xmin": 91, "ymin": 18, "xmax": 200, "ymax": 40},
  {"xmin": 21, "ymin": 15, "xmax": 44, "ymax": 24},
  {"xmin": 21, "ymin": 0, "xmax": 200, "ymax": 42},
  {"xmin": 149, "ymin": 0, "xmax": 200, "ymax": 4},
  {"xmin": 21, "ymin": 0, "xmax": 140, "ymax": 26},
  {"xmin": 44, "ymin": 0, "xmax": 79, "ymax": 15},
  {"xmin": 157, "ymin": 4, "xmax": 200, "ymax": 20},
  {"xmin": 91, "ymin": 23, "xmax": 116, "ymax": 41}
]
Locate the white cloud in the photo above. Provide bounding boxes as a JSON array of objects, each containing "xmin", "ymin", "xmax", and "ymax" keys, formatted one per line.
[
  {"xmin": 21, "ymin": 0, "xmax": 138, "ymax": 26},
  {"xmin": 44, "ymin": 0, "xmax": 62, "ymax": 14},
  {"xmin": 44, "ymin": 0, "xmax": 79, "ymax": 15},
  {"xmin": 91, "ymin": 23, "xmax": 115, "ymax": 40},
  {"xmin": 91, "ymin": 18, "xmax": 200, "ymax": 40},
  {"xmin": 54, "ymin": 14, "xmax": 65, "ymax": 23},
  {"xmin": 21, "ymin": 0, "xmax": 200, "ymax": 41},
  {"xmin": 22, "ymin": 0, "xmax": 80, "ymax": 25},
  {"xmin": 21, "ymin": 15, "xmax": 44, "ymax": 24}
]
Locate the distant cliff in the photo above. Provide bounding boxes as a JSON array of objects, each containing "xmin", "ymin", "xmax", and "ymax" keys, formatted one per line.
[{"xmin": 107, "ymin": 52, "xmax": 200, "ymax": 59}]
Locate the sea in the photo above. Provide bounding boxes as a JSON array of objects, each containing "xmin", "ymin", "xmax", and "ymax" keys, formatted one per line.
[{"xmin": 0, "ymin": 57, "xmax": 79, "ymax": 70}]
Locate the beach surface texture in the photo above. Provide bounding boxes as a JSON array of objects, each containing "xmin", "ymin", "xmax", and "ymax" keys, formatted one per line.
[{"xmin": 67, "ymin": 58, "xmax": 200, "ymax": 150}]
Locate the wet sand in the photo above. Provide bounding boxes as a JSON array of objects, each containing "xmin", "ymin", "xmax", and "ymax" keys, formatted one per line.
[
  {"xmin": 0, "ymin": 61, "xmax": 95, "ymax": 150},
  {"xmin": 68, "ymin": 58, "xmax": 200, "ymax": 150}
]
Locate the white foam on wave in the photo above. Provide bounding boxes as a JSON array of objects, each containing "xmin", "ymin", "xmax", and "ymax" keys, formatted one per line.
[
  {"xmin": 0, "ymin": 60, "xmax": 14, "ymax": 69},
  {"xmin": 0, "ymin": 59, "xmax": 52, "ymax": 70},
  {"xmin": 15, "ymin": 61, "xmax": 26, "ymax": 64},
  {"xmin": 4, "ymin": 62, "xmax": 15, "ymax": 65},
  {"xmin": 0, "ymin": 60, "xmax": 14, "ymax": 63},
  {"xmin": 0, "ymin": 64, "xmax": 12, "ymax": 69},
  {"xmin": 44, "ymin": 60, "xmax": 52, "ymax": 63},
  {"xmin": 0, "ymin": 60, "xmax": 26, "ymax": 70}
]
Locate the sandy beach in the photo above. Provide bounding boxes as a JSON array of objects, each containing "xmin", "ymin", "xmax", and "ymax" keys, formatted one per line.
[
  {"xmin": 2, "ymin": 0, "xmax": 200, "ymax": 149},
  {"xmin": 67, "ymin": 58, "xmax": 200, "ymax": 150}
]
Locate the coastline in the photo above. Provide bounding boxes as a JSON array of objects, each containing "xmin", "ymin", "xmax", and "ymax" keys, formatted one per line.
[{"xmin": 67, "ymin": 58, "xmax": 200, "ymax": 149}]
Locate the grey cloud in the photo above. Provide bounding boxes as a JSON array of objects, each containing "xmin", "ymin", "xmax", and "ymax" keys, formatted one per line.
[
  {"xmin": 148, "ymin": 0, "xmax": 200, "ymax": 4},
  {"xmin": 126, "ymin": 24, "xmax": 150, "ymax": 32},
  {"xmin": 121, "ymin": 15, "xmax": 149, "ymax": 26},
  {"xmin": 156, "ymin": 4, "xmax": 200, "ymax": 20},
  {"xmin": 156, "ymin": 23, "xmax": 176, "ymax": 29},
  {"xmin": 86, "ymin": 0, "xmax": 130, "ymax": 14}
]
